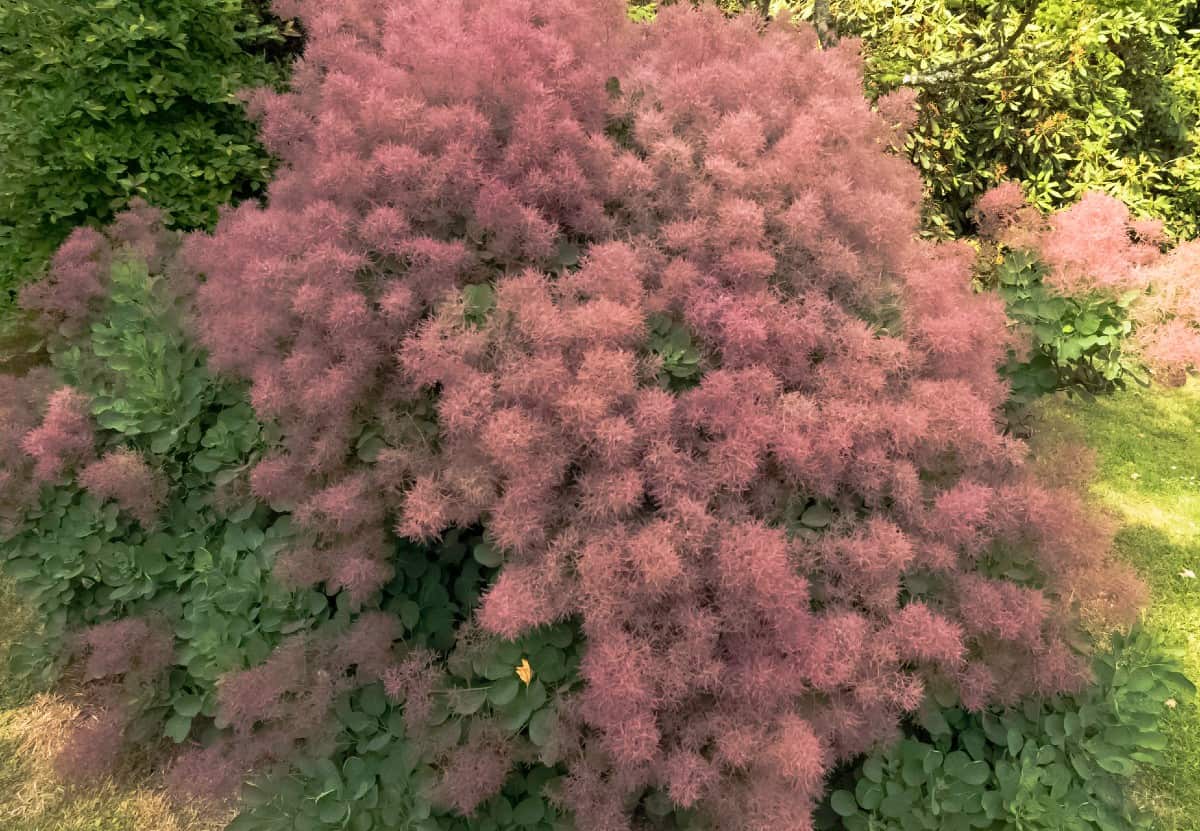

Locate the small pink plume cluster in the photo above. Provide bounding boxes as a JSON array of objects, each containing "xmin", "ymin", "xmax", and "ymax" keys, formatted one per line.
[
  {"xmin": 54, "ymin": 617, "xmax": 175, "ymax": 781},
  {"xmin": 20, "ymin": 199, "xmax": 176, "ymax": 338},
  {"xmin": 168, "ymin": 612, "xmax": 400, "ymax": 798},
  {"xmin": 0, "ymin": 369, "xmax": 59, "ymax": 533},
  {"xmin": 78, "ymin": 448, "xmax": 169, "ymax": 528},
  {"xmin": 19, "ymin": 386, "xmax": 94, "ymax": 483},
  {"xmin": 976, "ymin": 182, "xmax": 1200, "ymax": 381},
  {"xmin": 8, "ymin": 2, "xmax": 1131, "ymax": 828}
]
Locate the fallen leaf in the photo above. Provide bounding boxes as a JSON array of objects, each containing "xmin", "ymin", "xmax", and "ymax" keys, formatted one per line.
[
  {"xmin": 516, "ymin": 658, "xmax": 533, "ymax": 686},
  {"xmin": 1180, "ymin": 569, "xmax": 1196, "ymax": 579}
]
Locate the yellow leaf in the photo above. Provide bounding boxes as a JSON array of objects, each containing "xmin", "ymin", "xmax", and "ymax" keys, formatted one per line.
[{"xmin": 516, "ymin": 658, "xmax": 533, "ymax": 687}]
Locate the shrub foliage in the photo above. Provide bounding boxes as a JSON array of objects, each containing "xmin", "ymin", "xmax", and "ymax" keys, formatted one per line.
[
  {"xmin": 973, "ymin": 182, "xmax": 1200, "ymax": 392},
  {"xmin": 823, "ymin": 625, "xmax": 1196, "ymax": 831},
  {"xmin": 789, "ymin": 0, "xmax": 1200, "ymax": 238},
  {"xmin": 0, "ymin": 0, "xmax": 296, "ymax": 301}
]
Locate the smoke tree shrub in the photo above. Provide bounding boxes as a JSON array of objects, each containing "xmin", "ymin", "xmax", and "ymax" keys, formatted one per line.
[
  {"xmin": 174, "ymin": 2, "xmax": 1144, "ymax": 828},
  {"xmin": 975, "ymin": 183, "xmax": 1200, "ymax": 390}
]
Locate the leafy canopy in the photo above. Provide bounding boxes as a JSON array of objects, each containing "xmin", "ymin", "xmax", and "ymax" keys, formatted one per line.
[{"xmin": 0, "ymin": 0, "xmax": 296, "ymax": 302}]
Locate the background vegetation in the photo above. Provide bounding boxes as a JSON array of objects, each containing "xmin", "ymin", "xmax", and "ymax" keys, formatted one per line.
[
  {"xmin": 0, "ymin": 0, "xmax": 299, "ymax": 305},
  {"xmin": 641, "ymin": 0, "xmax": 1200, "ymax": 237},
  {"xmin": 802, "ymin": 0, "xmax": 1200, "ymax": 238}
]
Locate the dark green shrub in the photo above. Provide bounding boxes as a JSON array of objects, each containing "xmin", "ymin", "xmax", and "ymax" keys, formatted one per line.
[
  {"xmin": 821, "ymin": 625, "xmax": 1195, "ymax": 831},
  {"xmin": 0, "ymin": 0, "xmax": 296, "ymax": 302}
]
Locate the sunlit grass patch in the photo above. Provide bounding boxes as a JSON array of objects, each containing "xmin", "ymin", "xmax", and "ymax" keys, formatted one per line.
[{"xmin": 1039, "ymin": 381, "xmax": 1200, "ymax": 829}]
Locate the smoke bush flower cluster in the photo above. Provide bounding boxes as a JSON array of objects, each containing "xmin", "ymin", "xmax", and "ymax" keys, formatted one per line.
[
  {"xmin": 52, "ymin": 616, "xmax": 175, "ymax": 782},
  {"xmin": 976, "ymin": 183, "xmax": 1200, "ymax": 383},
  {"xmin": 78, "ymin": 448, "xmax": 169, "ymax": 528},
  {"xmin": 0, "ymin": 369, "xmax": 58, "ymax": 533},
  {"xmin": 0, "ymin": 3, "xmax": 1149, "ymax": 829},
  {"xmin": 171, "ymin": 2, "xmax": 1148, "ymax": 828}
]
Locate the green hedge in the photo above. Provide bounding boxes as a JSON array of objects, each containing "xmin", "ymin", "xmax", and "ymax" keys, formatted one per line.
[{"xmin": 0, "ymin": 0, "xmax": 296, "ymax": 303}]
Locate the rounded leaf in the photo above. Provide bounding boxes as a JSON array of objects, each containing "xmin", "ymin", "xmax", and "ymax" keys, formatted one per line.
[
  {"xmin": 831, "ymin": 789, "xmax": 858, "ymax": 817},
  {"xmin": 513, "ymin": 797, "xmax": 546, "ymax": 826}
]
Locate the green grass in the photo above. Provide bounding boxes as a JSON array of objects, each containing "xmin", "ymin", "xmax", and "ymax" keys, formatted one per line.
[
  {"xmin": 0, "ymin": 576, "xmax": 37, "ymax": 711},
  {"xmin": 1039, "ymin": 382, "xmax": 1200, "ymax": 829}
]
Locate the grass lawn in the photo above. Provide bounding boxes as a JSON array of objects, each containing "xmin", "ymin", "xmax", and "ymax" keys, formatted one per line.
[{"xmin": 1039, "ymin": 381, "xmax": 1200, "ymax": 829}]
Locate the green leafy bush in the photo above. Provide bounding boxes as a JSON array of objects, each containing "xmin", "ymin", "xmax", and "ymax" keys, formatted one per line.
[
  {"xmin": 1, "ymin": 219, "xmax": 325, "ymax": 760},
  {"xmin": 985, "ymin": 248, "xmax": 1147, "ymax": 403},
  {"xmin": 821, "ymin": 625, "xmax": 1195, "ymax": 831},
  {"xmin": 798, "ymin": 0, "xmax": 1200, "ymax": 237},
  {"xmin": 0, "ymin": 0, "xmax": 296, "ymax": 302}
]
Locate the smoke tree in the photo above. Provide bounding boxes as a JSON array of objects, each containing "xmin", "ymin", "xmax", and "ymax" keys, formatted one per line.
[{"xmin": 2, "ymin": 2, "xmax": 1148, "ymax": 830}]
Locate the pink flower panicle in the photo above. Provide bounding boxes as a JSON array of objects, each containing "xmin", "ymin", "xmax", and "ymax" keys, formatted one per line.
[
  {"xmin": 21, "ymin": 386, "xmax": 94, "ymax": 483},
  {"xmin": 78, "ymin": 448, "xmax": 168, "ymax": 527}
]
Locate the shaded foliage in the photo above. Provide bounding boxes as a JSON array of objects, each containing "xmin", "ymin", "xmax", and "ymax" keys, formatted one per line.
[{"xmin": 0, "ymin": 0, "xmax": 299, "ymax": 303}]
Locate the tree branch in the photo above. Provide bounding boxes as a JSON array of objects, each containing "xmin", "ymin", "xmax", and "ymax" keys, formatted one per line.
[
  {"xmin": 812, "ymin": 0, "xmax": 835, "ymax": 47},
  {"xmin": 899, "ymin": 0, "xmax": 1040, "ymax": 87}
]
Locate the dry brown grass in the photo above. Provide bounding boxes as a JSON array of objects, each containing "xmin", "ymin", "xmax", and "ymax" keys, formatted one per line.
[
  {"xmin": 0, "ymin": 574, "xmax": 234, "ymax": 831},
  {"xmin": 0, "ymin": 691, "xmax": 235, "ymax": 831}
]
